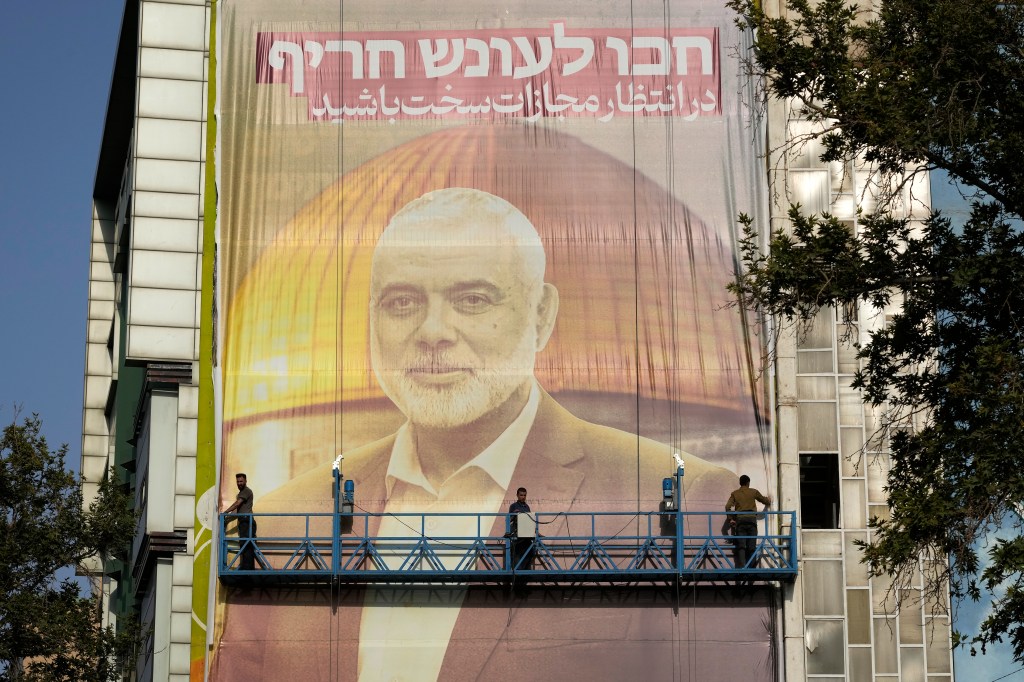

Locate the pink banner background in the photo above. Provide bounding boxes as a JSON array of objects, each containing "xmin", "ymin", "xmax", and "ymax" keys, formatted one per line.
[{"xmin": 255, "ymin": 24, "xmax": 721, "ymax": 121}]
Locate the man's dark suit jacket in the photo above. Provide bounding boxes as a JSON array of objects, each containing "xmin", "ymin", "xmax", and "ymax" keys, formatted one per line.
[{"xmin": 210, "ymin": 390, "xmax": 765, "ymax": 681}]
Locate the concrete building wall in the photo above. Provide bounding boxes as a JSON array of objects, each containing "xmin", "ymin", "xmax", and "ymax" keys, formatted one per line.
[
  {"xmin": 82, "ymin": 199, "xmax": 118, "ymax": 514},
  {"xmin": 84, "ymin": 2, "xmax": 210, "ymax": 680},
  {"xmin": 127, "ymin": 0, "xmax": 208, "ymax": 363},
  {"xmin": 766, "ymin": 93, "xmax": 954, "ymax": 681}
]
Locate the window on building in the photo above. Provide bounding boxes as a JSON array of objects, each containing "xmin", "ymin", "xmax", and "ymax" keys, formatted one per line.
[{"xmin": 800, "ymin": 453, "xmax": 840, "ymax": 529}]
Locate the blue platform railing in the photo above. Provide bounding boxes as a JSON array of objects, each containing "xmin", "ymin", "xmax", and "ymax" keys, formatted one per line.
[{"xmin": 218, "ymin": 509, "xmax": 797, "ymax": 584}]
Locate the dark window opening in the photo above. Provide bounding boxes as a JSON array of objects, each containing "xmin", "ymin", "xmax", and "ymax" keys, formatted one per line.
[{"xmin": 800, "ymin": 453, "xmax": 840, "ymax": 529}]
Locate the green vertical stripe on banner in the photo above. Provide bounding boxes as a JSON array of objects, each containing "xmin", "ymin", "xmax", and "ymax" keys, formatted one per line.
[{"xmin": 191, "ymin": 0, "xmax": 218, "ymax": 678}]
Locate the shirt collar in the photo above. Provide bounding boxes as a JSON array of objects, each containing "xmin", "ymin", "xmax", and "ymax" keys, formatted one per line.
[{"xmin": 385, "ymin": 380, "xmax": 541, "ymax": 498}]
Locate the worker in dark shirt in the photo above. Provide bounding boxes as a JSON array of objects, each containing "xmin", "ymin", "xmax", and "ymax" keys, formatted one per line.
[
  {"xmin": 222, "ymin": 473, "xmax": 257, "ymax": 570},
  {"xmin": 507, "ymin": 487, "xmax": 533, "ymax": 570}
]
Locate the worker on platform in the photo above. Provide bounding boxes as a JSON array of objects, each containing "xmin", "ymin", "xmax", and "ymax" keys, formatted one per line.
[
  {"xmin": 725, "ymin": 475, "xmax": 772, "ymax": 569},
  {"xmin": 507, "ymin": 486, "xmax": 533, "ymax": 570},
  {"xmin": 222, "ymin": 473, "xmax": 257, "ymax": 570}
]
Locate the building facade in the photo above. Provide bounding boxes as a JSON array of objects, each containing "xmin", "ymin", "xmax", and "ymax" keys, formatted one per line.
[
  {"xmin": 83, "ymin": 0, "xmax": 953, "ymax": 680},
  {"xmin": 84, "ymin": 1, "xmax": 208, "ymax": 678}
]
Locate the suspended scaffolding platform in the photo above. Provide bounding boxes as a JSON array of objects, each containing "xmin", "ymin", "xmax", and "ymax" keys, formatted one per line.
[{"xmin": 218, "ymin": 508, "xmax": 797, "ymax": 586}]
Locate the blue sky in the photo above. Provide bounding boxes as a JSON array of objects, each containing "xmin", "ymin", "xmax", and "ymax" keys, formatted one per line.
[
  {"xmin": 0, "ymin": 2, "xmax": 1018, "ymax": 681},
  {"xmin": 0, "ymin": 1, "xmax": 123, "ymax": 456}
]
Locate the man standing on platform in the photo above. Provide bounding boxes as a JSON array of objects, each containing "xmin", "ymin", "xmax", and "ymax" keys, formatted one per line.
[
  {"xmin": 725, "ymin": 474, "xmax": 771, "ymax": 569},
  {"xmin": 508, "ymin": 486, "xmax": 533, "ymax": 570},
  {"xmin": 223, "ymin": 473, "xmax": 256, "ymax": 570}
]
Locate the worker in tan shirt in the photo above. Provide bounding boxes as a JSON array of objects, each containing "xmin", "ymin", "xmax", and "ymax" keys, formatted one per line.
[{"xmin": 725, "ymin": 475, "xmax": 772, "ymax": 569}]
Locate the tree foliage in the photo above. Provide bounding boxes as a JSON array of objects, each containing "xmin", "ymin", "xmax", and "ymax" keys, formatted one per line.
[
  {"xmin": 729, "ymin": 0, "xmax": 1024, "ymax": 662},
  {"xmin": 0, "ymin": 415, "xmax": 138, "ymax": 681},
  {"xmin": 732, "ymin": 0, "xmax": 1024, "ymax": 217}
]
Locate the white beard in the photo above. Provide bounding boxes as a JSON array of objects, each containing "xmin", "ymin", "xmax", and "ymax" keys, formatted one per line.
[{"xmin": 371, "ymin": 334, "xmax": 537, "ymax": 429}]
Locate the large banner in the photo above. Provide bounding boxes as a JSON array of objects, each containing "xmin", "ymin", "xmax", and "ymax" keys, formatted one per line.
[{"xmin": 211, "ymin": 0, "xmax": 773, "ymax": 679}]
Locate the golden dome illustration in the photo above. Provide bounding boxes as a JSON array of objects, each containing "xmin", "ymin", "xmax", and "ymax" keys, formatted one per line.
[{"xmin": 223, "ymin": 125, "xmax": 755, "ymax": 424}]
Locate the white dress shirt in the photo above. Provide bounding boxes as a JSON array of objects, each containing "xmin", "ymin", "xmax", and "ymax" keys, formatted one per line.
[{"xmin": 357, "ymin": 381, "xmax": 541, "ymax": 682}]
